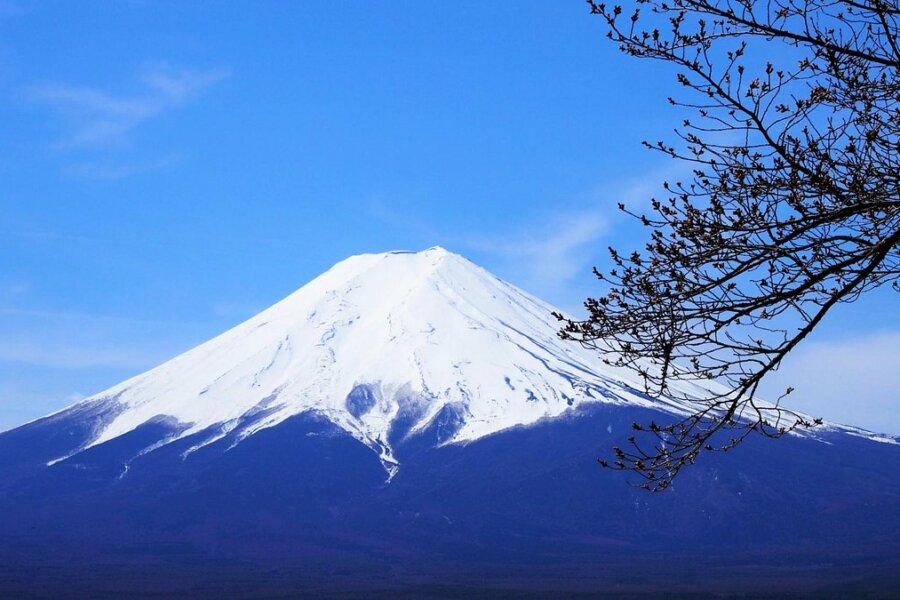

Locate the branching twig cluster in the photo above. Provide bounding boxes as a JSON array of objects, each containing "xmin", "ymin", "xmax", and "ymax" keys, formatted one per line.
[{"xmin": 557, "ymin": 0, "xmax": 900, "ymax": 490}]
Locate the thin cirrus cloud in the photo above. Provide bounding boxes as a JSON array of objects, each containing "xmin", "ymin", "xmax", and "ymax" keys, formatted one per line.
[
  {"xmin": 762, "ymin": 330, "xmax": 900, "ymax": 434},
  {"xmin": 461, "ymin": 166, "xmax": 685, "ymax": 313},
  {"xmin": 0, "ymin": 282, "xmax": 31, "ymax": 298},
  {"xmin": 465, "ymin": 210, "xmax": 608, "ymax": 306},
  {"xmin": 25, "ymin": 64, "xmax": 229, "ymax": 149},
  {"xmin": 367, "ymin": 197, "xmax": 609, "ymax": 312},
  {"xmin": 0, "ymin": 337, "xmax": 164, "ymax": 370},
  {"xmin": 61, "ymin": 153, "xmax": 183, "ymax": 181},
  {"xmin": 0, "ymin": 306, "xmax": 210, "ymax": 369}
]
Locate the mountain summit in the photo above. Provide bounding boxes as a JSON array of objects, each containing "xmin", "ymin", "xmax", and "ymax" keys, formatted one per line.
[{"xmin": 49, "ymin": 246, "xmax": 692, "ymax": 475}]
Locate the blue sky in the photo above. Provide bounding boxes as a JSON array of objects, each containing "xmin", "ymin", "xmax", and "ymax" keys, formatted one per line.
[{"xmin": 1, "ymin": 1, "xmax": 898, "ymax": 433}]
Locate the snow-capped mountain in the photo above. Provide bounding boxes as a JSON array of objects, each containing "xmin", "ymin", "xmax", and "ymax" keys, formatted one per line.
[
  {"xmin": 48, "ymin": 246, "xmax": 705, "ymax": 475},
  {"xmin": 2, "ymin": 247, "xmax": 899, "ymax": 599}
]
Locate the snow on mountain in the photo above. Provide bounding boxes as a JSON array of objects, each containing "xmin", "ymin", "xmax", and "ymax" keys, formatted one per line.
[
  {"xmin": 7, "ymin": 247, "xmax": 900, "ymax": 598},
  {"xmin": 50, "ymin": 247, "xmax": 731, "ymax": 471}
]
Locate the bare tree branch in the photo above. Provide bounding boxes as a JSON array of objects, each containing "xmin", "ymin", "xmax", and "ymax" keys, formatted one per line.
[{"xmin": 559, "ymin": 0, "xmax": 900, "ymax": 491}]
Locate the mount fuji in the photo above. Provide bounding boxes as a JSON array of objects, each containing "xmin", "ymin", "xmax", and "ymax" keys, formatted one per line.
[{"xmin": 2, "ymin": 247, "xmax": 899, "ymax": 598}]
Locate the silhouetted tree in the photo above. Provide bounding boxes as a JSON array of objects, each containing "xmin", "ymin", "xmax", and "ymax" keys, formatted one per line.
[{"xmin": 557, "ymin": 0, "xmax": 900, "ymax": 490}]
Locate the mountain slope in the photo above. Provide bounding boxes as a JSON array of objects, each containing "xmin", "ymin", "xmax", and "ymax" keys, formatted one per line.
[
  {"xmin": 2, "ymin": 247, "xmax": 899, "ymax": 598},
  {"xmin": 36, "ymin": 246, "xmax": 713, "ymax": 475},
  {"xmin": 3, "ymin": 402, "xmax": 900, "ymax": 598}
]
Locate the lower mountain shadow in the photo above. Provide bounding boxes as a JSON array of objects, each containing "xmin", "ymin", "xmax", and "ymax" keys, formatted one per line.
[{"xmin": 1, "ymin": 403, "xmax": 899, "ymax": 599}]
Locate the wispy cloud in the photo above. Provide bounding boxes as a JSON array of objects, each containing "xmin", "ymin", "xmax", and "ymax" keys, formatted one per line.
[
  {"xmin": 0, "ymin": 306, "xmax": 214, "ymax": 369},
  {"xmin": 26, "ymin": 64, "xmax": 229, "ymax": 148},
  {"xmin": 0, "ymin": 304, "xmax": 222, "ymax": 431},
  {"xmin": 762, "ymin": 330, "xmax": 900, "ymax": 434},
  {"xmin": 0, "ymin": 281, "xmax": 30, "ymax": 299},
  {"xmin": 368, "ymin": 199, "xmax": 447, "ymax": 244},
  {"xmin": 364, "ymin": 163, "xmax": 688, "ymax": 313},
  {"xmin": 463, "ymin": 166, "xmax": 682, "ymax": 312},
  {"xmin": 0, "ymin": 306, "xmax": 175, "ymax": 325},
  {"xmin": 62, "ymin": 153, "xmax": 183, "ymax": 181},
  {"xmin": 0, "ymin": 339, "xmax": 162, "ymax": 369},
  {"xmin": 466, "ymin": 210, "xmax": 608, "ymax": 303}
]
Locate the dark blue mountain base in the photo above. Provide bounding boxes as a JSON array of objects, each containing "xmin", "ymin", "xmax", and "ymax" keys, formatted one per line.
[{"xmin": 1, "ymin": 404, "xmax": 899, "ymax": 599}]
